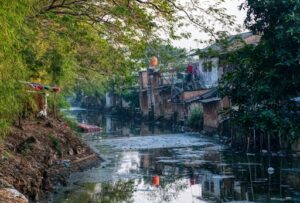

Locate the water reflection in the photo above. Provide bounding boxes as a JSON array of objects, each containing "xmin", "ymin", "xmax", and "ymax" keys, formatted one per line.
[
  {"xmin": 66, "ymin": 109, "xmax": 175, "ymax": 137},
  {"xmin": 62, "ymin": 180, "xmax": 135, "ymax": 203},
  {"xmin": 54, "ymin": 110, "xmax": 300, "ymax": 203},
  {"xmin": 54, "ymin": 140, "xmax": 300, "ymax": 202}
]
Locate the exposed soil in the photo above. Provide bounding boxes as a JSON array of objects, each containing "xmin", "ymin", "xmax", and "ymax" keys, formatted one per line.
[{"xmin": 0, "ymin": 117, "xmax": 101, "ymax": 202}]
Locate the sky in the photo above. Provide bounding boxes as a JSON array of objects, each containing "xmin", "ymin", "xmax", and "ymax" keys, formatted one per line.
[{"xmin": 173, "ymin": 0, "xmax": 247, "ymax": 50}]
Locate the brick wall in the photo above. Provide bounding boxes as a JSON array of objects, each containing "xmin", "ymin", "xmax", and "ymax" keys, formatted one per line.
[{"xmin": 203, "ymin": 101, "xmax": 220, "ymax": 130}]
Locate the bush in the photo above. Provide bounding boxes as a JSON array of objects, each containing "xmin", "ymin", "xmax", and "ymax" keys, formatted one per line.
[{"xmin": 187, "ymin": 107, "xmax": 203, "ymax": 129}]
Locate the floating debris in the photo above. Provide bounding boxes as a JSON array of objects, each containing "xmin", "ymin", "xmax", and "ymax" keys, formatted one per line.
[{"xmin": 268, "ymin": 167, "xmax": 275, "ymax": 174}]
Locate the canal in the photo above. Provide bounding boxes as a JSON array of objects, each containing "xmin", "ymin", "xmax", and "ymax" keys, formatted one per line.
[{"xmin": 52, "ymin": 108, "xmax": 300, "ymax": 203}]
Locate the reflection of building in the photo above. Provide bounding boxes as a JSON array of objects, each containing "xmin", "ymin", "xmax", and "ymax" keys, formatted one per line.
[
  {"xmin": 199, "ymin": 171, "xmax": 235, "ymax": 200},
  {"xmin": 105, "ymin": 116, "xmax": 113, "ymax": 133},
  {"xmin": 104, "ymin": 116, "xmax": 132, "ymax": 136},
  {"xmin": 117, "ymin": 151, "xmax": 140, "ymax": 174},
  {"xmin": 105, "ymin": 92, "xmax": 131, "ymax": 109}
]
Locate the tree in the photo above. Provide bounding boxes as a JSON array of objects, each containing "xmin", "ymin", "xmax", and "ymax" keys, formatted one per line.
[
  {"xmin": 143, "ymin": 40, "xmax": 188, "ymax": 71},
  {"xmin": 0, "ymin": 0, "xmax": 235, "ymax": 136},
  {"xmin": 0, "ymin": 0, "xmax": 35, "ymax": 136},
  {"xmin": 219, "ymin": 0, "xmax": 300, "ymax": 149}
]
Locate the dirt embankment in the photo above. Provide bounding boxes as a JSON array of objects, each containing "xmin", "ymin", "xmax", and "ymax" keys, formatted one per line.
[{"xmin": 0, "ymin": 117, "xmax": 101, "ymax": 202}]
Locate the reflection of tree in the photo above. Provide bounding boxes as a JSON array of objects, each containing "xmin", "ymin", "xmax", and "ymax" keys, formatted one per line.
[
  {"xmin": 139, "ymin": 149, "xmax": 191, "ymax": 202},
  {"xmin": 147, "ymin": 178, "xmax": 188, "ymax": 202},
  {"xmin": 62, "ymin": 180, "xmax": 135, "ymax": 203}
]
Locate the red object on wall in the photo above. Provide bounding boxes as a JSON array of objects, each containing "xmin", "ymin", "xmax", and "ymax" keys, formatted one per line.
[
  {"xmin": 187, "ymin": 64, "xmax": 193, "ymax": 73},
  {"xmin": 152, "ymin": 175, "xmax": 160, "ymax": 187}
]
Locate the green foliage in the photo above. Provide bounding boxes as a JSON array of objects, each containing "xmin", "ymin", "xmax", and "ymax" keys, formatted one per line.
[
  {"xmin": 219, "ymin": 0, "xmax": 300, "ymax": 145},
  {"xmin": 143, "ymin": 40, "xmax": 188, "ymax": 71},
  {"xmin": 187, "ymin": 107, "xmax": 203, "ymax": 129},
  {"xmin": 0, "ymin": 0, "xmax": 35, "ymax": 134},
  {"xmin": 0, "ymin": 0, "xmax": 234, "ymax": 136},
  {"xmin": 0, "ymin": 120, "xmax": 10, "ymax": 138},
  {"xmin": 203, "ymin": 61, "xmax": 213, "ymax": 72},
  {"xmin": 122, "ymin": 90, "xmax": 139, "ymax": 109},
  {"xmin": 62, "ymin": 180, "xmax": 135, "ymax": 203},
  {"xmin": 58, "ymin": 110, "xmax": 78, "ymax": 131}
]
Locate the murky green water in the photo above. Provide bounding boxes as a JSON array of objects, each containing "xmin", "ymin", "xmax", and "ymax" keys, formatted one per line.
[{"xmin": 52, "ymin": 109, "xmax": 300, "ymax": 203}]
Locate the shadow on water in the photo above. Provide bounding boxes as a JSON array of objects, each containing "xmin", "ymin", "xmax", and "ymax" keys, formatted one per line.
[
  {"xmin": 66, "ymin": 108, "xmax": 179, "ymax": 137},
  {"xmin": 53, "ymin": 109, "xmax": 300, "ymax": 203}
]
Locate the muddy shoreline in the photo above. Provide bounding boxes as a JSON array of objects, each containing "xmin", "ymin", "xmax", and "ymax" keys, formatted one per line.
[{"xmin": 0, "ymin": 117, "xmax": 101, "ymax": 203}]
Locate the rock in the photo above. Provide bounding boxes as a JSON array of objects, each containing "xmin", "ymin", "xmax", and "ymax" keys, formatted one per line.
[{"xmin": 0, "ymin": 188, "xmax": 29, "ymax": 203}]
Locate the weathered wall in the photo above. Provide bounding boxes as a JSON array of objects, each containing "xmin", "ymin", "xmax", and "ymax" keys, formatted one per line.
[
  {"xmin": 221, "ymin": 96, "xmax": 230, "ymax": 109},
  {"xmin": 155, "ymin": 90, "xmax": 172, "ymax": 119},
  {"xmin": 139, "ymin": 71, "xmax": 148, "ymax": 89},
  {"xmin": 162, "ymin": 92, "xmax": 173, "ymax": 119},
  {"xmin": 139, "ymin": 91, "xmax": 148, "ymax": 116},
  {"xmin": 244, "ymin": 35, "xmax": 261, "ymax": 45},
  {"xmin": 203, "ymin": 101, "xmax": 220, "ymax": 131}
]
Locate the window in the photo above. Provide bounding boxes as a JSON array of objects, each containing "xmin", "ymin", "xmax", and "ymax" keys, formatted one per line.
[{"xmin": 203, "ymin": 61, "xmax": 213, "ymax": 72}]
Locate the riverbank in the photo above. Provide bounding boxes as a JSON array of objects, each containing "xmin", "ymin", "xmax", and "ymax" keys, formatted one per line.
[{"xmin": 0, "ymin": 117, "xmax": 101, "ymax": 202}]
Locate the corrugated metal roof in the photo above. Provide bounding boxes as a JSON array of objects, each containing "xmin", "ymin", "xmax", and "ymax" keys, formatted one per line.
[
  {"xmin": 184, "ymin": 88, "xmax": 218, "ymax": 104},
  {"xmin": 190, "ymin": 32, "xmax": 255, "ymax": 57}
]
